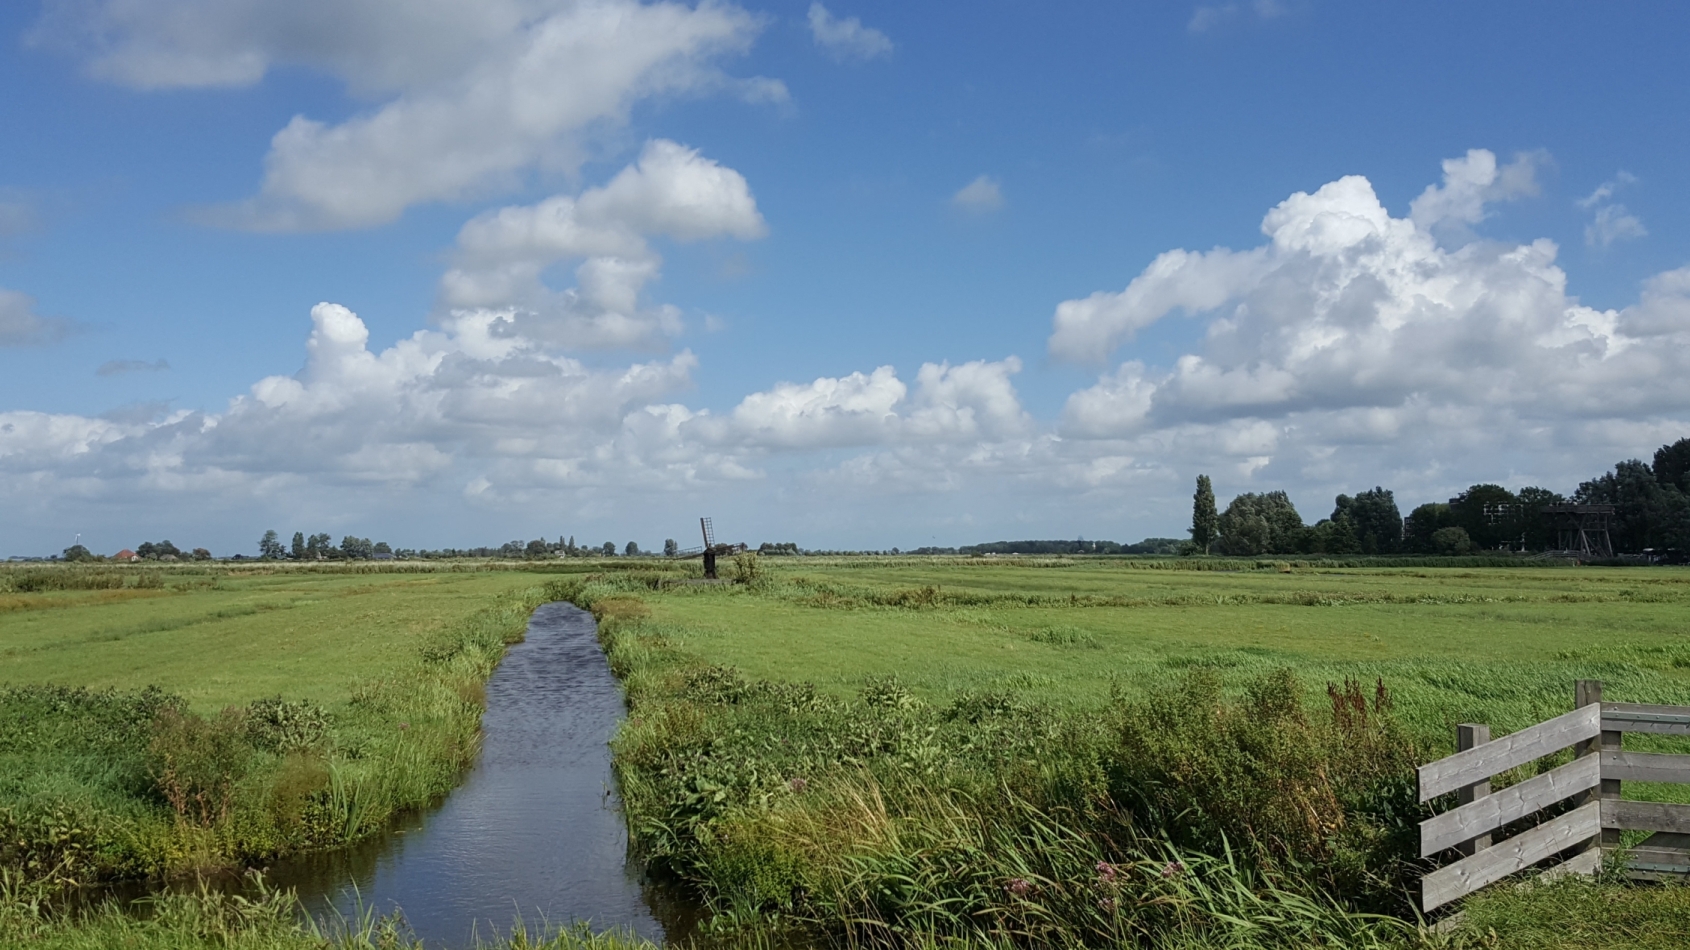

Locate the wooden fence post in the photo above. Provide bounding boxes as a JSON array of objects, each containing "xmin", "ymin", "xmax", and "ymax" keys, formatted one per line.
[
  {"xmin": 1573, "ymin": 679, "xmax": 1618, "ymax": 852},
  {"xmin": 1457, "ymin": 723, "xmax": 1492, "ymax": 855}
]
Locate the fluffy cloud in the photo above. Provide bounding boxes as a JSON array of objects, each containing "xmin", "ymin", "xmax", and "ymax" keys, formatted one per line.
[
  {"xmin": 1053, "ymin": 150, "xmax": 1690, "ymax": 505},
  {"xmin": 2, "ymin": 302, "xmax": 700, "ymax": 503},
  {"xmin": 951, "ymin": 175, "xmax": 1004, "ymax": 213},
  {"xmin": 689, "ymin": 357, "xmax": 1029, "ymax": 449},
  {"xmin": 9, "ymin": 146, "xmax": 1690, "ymax": 551},
  {"xmin": 0, "ymin": 289, "xmax": 73, "ymax": 346},
  {"xmin": 0, "ymin": 296, "xmax": 1036, "ymax": 540},
  {"xmin": 1407, "ymin": 148, "xmax": 1543, "ymax": 233},
  {"xmin": 39, "ymin": 0, "xmax": 779, "ymax": 230},
  {"xmin": 1579, "ymin": 172, "xmax": 1646, "ymax": 248},
  {"xmin": 807, "ymin": 3, "xmax": 892, "ymax": 61},
  {"xmin": 441, "ymin": 139, "xmax": 765, "ymax": 347}
]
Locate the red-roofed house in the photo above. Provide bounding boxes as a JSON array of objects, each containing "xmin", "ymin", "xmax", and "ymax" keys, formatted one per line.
[{"xmin": 114, "ymin": 549, "xmax": 140, "ymax": 562}]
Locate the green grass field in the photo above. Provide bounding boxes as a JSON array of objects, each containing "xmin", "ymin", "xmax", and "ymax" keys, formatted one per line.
[
  {"xmin": 9, "ymin": 556, "xmax": 1690, "ymax": 949},
  {"xmin": 0, "ymin": 565, "xmax": 542, "ymax": 710},
  {"xmin": 637, "ymin": 558, "xmax": 1690, "ymax": 741}
]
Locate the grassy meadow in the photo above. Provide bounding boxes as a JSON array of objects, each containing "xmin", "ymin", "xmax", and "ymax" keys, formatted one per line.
[
  {"xmin": 8, "ymin": 555, "xmax": 1690, "ymax": 949},
  {"xmin": 629, "ymin": 557, "xmax": 1690, "ymax": 741}
]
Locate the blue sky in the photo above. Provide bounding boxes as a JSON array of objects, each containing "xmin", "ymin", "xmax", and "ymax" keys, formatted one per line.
[{"xmin": 3, "ymin": 0, "xmax": 1689, "ymax": 556}]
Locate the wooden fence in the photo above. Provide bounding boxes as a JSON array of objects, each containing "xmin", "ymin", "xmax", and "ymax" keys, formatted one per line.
[{"xmin": 1417, "ymin": 679, "xmax": 1690, "ymax": 912}]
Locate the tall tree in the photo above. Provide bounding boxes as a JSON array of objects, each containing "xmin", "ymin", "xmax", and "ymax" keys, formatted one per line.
[
  {"xmin": 1513, "ymin": 487, "xmax": 1566, "ymax": 550},
  {"xmin": 258, "ymin": 530, "xmax": 285, "ymax": 560},
  {"xmin": 1343, "ymin": 487, "xmax": 1403, "ymax": 554},
  {"xmin": 664, "ymin": 538, "xmax": 678, "ymax": 557},
  {"xmin": 1216, "ymin": 491, "xmax": 1304, "ymax": 555},
  {"xmin": 1450, "ymin": 484, "xmax": 1518, "ymax": 550},
  {"xmin": 291, "ymin": 532, "xmax": 306, "ymax": 559},
  {"xmin": 1191, "ymin": 475, "xmax": 1218, "ymax": 553},
  {"xmin": 1404, "ymin": 503, "xmax": 1456, "ymax": 553},
  {"xmin": 1576, "ymin": 460, "xmax": 1677, "ymax": 553},
  {"xmin": 1655, "ymin": 438, "xmax": 1690, "ymax": 493}
]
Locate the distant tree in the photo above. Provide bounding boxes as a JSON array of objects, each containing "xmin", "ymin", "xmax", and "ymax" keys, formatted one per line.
[
  {"xmin": 1404, "ymin": 503, "xmax": 1457, "ymax": 553},
  {"xmin": 525, "ymin": 539, "xmax": 548, "ymax": 558},
  {"xmin": 567, "ymin": 536, "xmax": 577, "ymax": 556},
  {"xmin": 601, "ymin": 541, "xmax": 617, "ymax": 556},
  {"xmin": 1575, "ymin": 459, "xmax": 1684, "ymax": 553},
  {"xmin": 1297, "ymin": 513, "xmax": 1358, "ymax": 555},
  {"xmin": 340, "ymin": 536, "xmax": 374, "ymax": 559},
  {"xmin": 305, "ymin": 533, "xmax": 333, "ymax": 559},
  {"xmin": 373, "ymin": 541, "xmax": 393, "ymax": 555},
  {"xmin": 1216, "ymin": 492, "xmax": 1304, "ymax": 555},
  {"xmin": 1513, "ymin": 487, "xmax": 1566, "ymax": 550},
  {"xmin": 1329, "ymin": 488, "xmax": 1402, "ymax": 554},
  {"xmin": 1655, "ymin": 438, "xmax": 1690, "ymax": 493},
  {"xmin": 1191, "ymin": 475, "xmax": 1218, "ymax": 553},
  {"xmin": 1450, "ymin": 484, "xmax": 1518, "ymax": 550},
  {"xmin": 258, "ymin": 530, "xmax": 285, "ymax": 560},
  {"xmin": 191, "ymin": 547, "xmax": 212, "ymax": 561},
  {"xmin": 62, "ymin": 544, "xmax": 95, "ymax": 562},
  {"xmin": 663, "ymin": 538, "xmax": 678, "ymax": 557},
  {"xmin": 1431, "ymin": 526, "xmax": 1474, "ymax": 555},
  {"xmin": 137, "ymin": 540, "xmax": 183, "ymax": 560},
  {"xmin": 291, "ymin": 532, "xmax": 306, "ymax": 559},
  {"xmin": 625, "ymin": 541, "xmax": 640, "ymax": 556}
]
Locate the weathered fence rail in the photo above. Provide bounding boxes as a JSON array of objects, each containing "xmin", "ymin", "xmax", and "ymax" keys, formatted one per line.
[{"xmin": 1417, "ymin": 679, "xmax": 1690, "ymax": 911}]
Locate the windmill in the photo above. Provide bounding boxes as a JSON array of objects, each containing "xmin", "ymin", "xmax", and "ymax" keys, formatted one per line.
[{"xmin": 673, "ymin": 517, "xmax": 745, "ymax": 579}]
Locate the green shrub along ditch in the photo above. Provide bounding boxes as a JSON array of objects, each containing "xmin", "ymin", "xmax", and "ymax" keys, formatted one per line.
[
  {"xmin": 0, "ymin": 582, "xmax": 562, "ymax": 894},
  {"xmin": 550, "ymin": 574, "xmax": 1440, "ymax": 949}
]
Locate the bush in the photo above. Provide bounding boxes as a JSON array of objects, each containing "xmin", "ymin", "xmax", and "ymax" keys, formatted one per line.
[
  {"xmin": 1431, "ymin": 525, "xmax": 1474, "ymax": 555},
  {"xmin": 244, "ymin": 697, "xmax": 332, "ymax": 753},
  {"xmin": 148, "ymin": 708, "xmax": 254, "ymax": 827},
  {"xmin": 1105, "ymin": 670, "xmax": 1424, "ymax": 910}
]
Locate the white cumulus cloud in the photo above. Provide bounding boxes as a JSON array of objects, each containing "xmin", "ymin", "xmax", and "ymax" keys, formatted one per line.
[
  {"xmin": 807, "ymin": 3, "xmax": 891, "ymax": 61},
  {"xmin": 1051, "ymin": 149, "xmax": 1690, "ymax": 510},
  {"xmin": 442, "ymin": 140, "xmax": 765, "ymax": 348},
  {"xmin": 1579, "ymin": 172, "xmax": 1646, "ymax": 248},
  {"xmin": 39, "ymin": 0, "xmax": 780, "ymax": 231},
  {"xmin": 1408, "ymin": 148, "xmax": 1543, "ymax": 234}
]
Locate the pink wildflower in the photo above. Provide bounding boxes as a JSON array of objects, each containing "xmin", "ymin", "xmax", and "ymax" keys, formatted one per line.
[
  {"xmin": 1005, "ymin": 878, "xmax": 1032, "ymax": 898},
  {"xmin": 1160, "ymin": 860, "xmax": 1185, "ymax": 879},
  {"xmin": 788, "ymin": 777, "xmax": 808, "ymax": 792},
  {"xmin": 1095, "ymin": 861, "xmax": 1117, "ymax": 884}
]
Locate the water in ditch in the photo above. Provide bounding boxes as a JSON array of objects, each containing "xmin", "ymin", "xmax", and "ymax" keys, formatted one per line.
[{"xmin": 247, "ymin": 600, "xmax": 696, "ymax": 947}]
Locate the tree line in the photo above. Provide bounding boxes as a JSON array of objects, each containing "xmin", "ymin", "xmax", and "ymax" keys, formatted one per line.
[{"xmin": 1188, "ymin": 436, "xmax": 1690, "ymax": 556}]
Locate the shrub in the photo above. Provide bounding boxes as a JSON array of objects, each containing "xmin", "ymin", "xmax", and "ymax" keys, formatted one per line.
[
  {"xmin": 148, "ymin": 708, "xmax": 254, "ymax": 827},
  {"xmin": 1431, "ymin": 525, "xmax": 1474, "ymax": 555},
  {"xmin": 244, "ymin": 697, "xmax": 332, "ymax": 753}
]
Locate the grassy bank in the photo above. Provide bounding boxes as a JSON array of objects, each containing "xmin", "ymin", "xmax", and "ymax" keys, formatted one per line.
[
  {"xmin": 0, "ymin": 562, "xmax": 579, "ymax": 892},
  {"xmin": 1, "ymin": 873, "xmax": 662, "ymax": 950},
  {"xmin": 555, "ymin": 558, "xmax": 1690, "ymax": 949}
]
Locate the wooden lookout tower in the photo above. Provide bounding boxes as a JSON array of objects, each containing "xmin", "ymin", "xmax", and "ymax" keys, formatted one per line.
[{"xmin": 1543, "ymin": 504, "xmax": 1615, "ymax": 559}]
